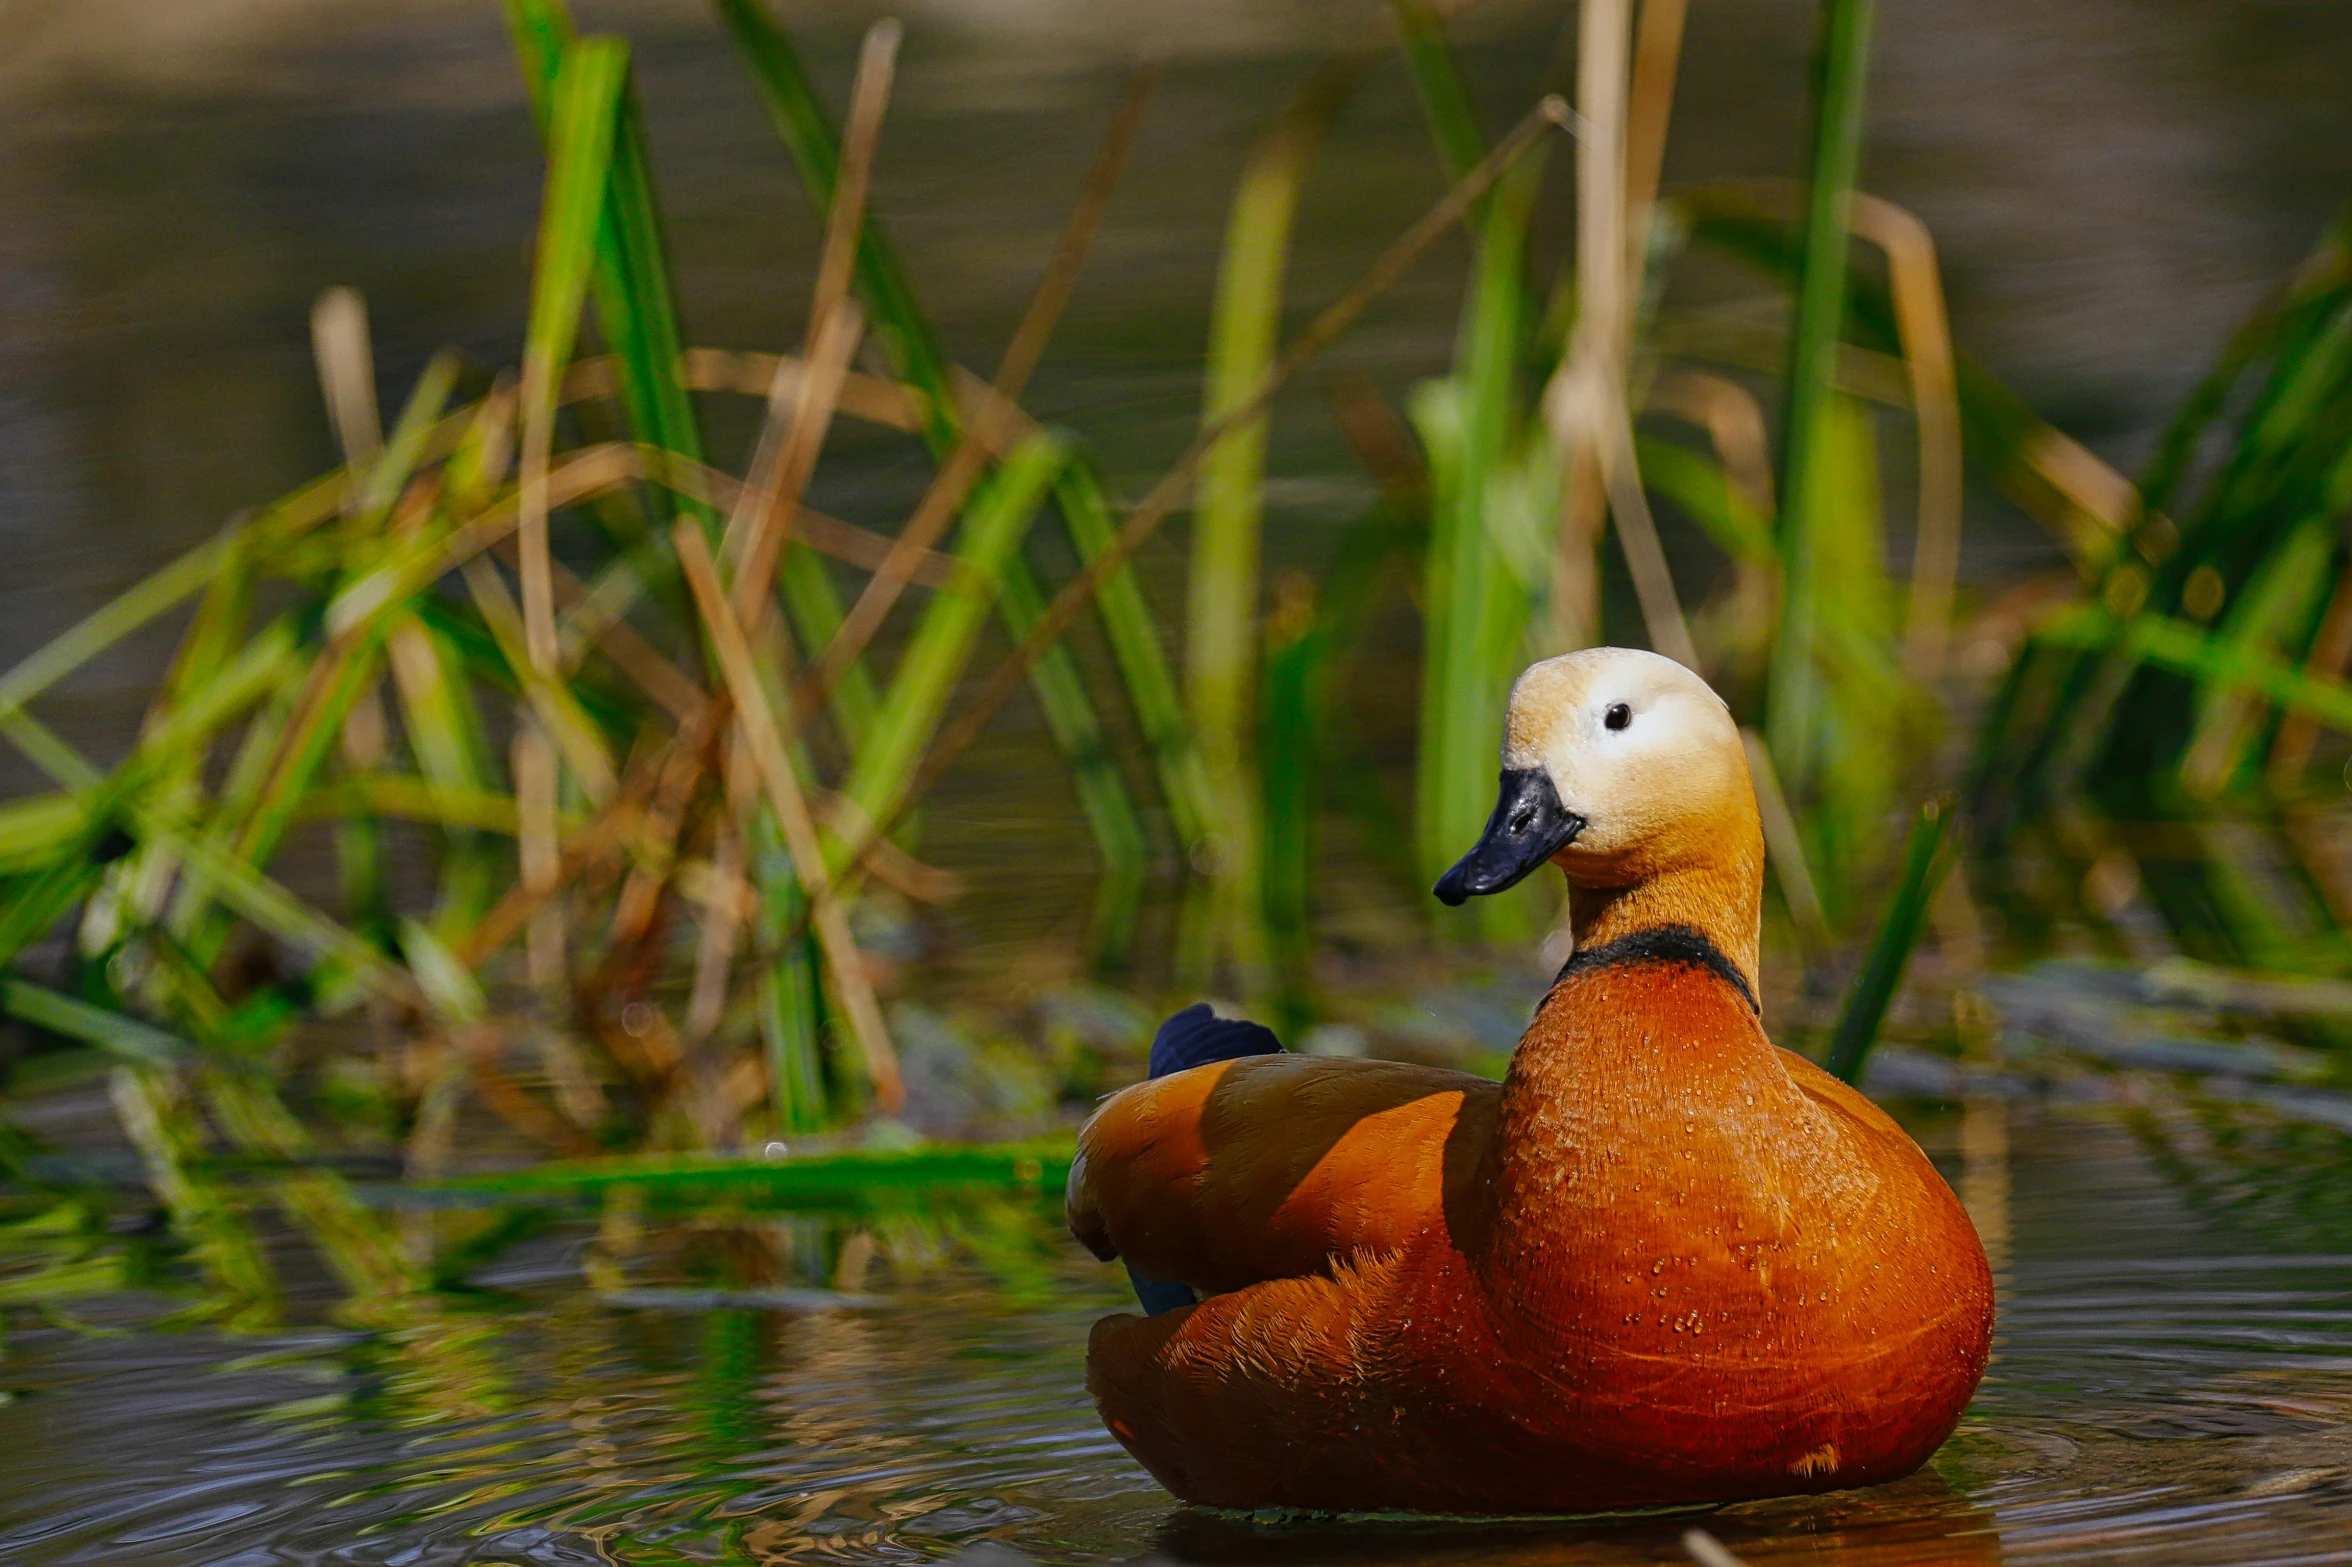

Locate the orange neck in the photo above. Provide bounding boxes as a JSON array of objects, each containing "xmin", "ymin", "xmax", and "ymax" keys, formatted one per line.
[{"xmin": 1566, "ymin": 849, "xmax": 1762, "ymax": 1004}]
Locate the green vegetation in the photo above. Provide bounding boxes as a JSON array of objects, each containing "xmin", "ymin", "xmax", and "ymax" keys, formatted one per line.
[
  {"xmin": 1975, "ymin": 217, "xmax": 2352, "ymax": 977},
  {"xmin": 6, "ymin": 0, "xmax": 2352, "ymax": 1327}
]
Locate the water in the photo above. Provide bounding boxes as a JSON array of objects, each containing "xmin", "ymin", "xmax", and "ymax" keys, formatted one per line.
[
  {"xmin": 3, "ymin": 1096, "xmax": 2352, "ymax": 1565},
  {"xmin": 8, "ymin": 3, "xmax": 2352, "ymax": 1561}
]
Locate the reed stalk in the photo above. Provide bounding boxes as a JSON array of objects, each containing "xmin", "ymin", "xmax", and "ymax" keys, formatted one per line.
[
  {"xmin": 1622, "ymin": 0, "xmax": 1690, "ymax": 272},
  {"xmin": 310, "ymin": 286, "xmax": 383, "ymax": 478},
  {"xmin": 713, "ymin": 12, "xmax": 1164, "ymax": 908},
  {"xmin": 1056, "ymin": 459, "xmax": 1213, "ymax": 852},
  {"xmin": 1417, "ymin": 152, "xmax": 1550, "ymax": 906},
  {"xmin": 1741, "ymin": 729, "xmax": 1834, "ymax": 955},
  {"xmin": 519, "ymin": 37, "xmax": 629, "ymax": 685},
  {"xmin": 803, "ymin": 65, "xmax": 1156, "ymax": 724},
  {"xmin": 1855, "ymin": 195, "xmax": 1965, "ymax": 685},
  {"xmin": 674, "ymin": 522, "xmax": 903, "ymax": 1110},
  {"xmin": 996, "ymin": 564, "xmax": 1151, "ymax": 965},
  {"xmin": 1391, "ymin": 0, "xmax": 1488, "ymax": 213},
  {"xmin": 1261, "ymin": 572, "xmax": 1328, "ymax": 1033},
  {"xmin": 2267, "ymin": 558, "xmax": 2352, "ymax": 787},
  {"xmin": 1826, "ymin": 796, "xmax": 1953, "ymax": 1083},
  {"xmin": 796, "ymin": 101, "xmax": 1573, "ymax": 923},
  {"xmin": 1768, "ymin": 0, "xmax": 1878, "ymax": 791},
  {"xmin": 835, "ymin": 432, "xmax": 1073, "ymax": 854},
  {"xmin": 1186, "ymin": 61, "xmax": 1355, "ymax": 993},
  {"xmin": 504, "ymin": 0, "xmax": 711, "ymax": 526},
  {"xmin": 712, "ymin": 0, "xmax": 958, "ymax": 438}
]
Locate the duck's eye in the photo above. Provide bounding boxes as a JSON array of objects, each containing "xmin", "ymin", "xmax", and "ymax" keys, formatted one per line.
[{"xmin": 1604, "ymin": 702, "xmax": 1632, "ymax": 732}]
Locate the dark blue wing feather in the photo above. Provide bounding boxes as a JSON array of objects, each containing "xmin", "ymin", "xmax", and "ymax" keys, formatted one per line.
[{"xmin": 1147, "ymin": 1002, "xmax": 1283, "ymax": 1080}]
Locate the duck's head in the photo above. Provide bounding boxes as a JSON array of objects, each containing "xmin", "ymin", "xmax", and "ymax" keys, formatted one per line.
[{"xmin": 1433, "ymin": 648, "xmax": 1759, "ymax": 907}]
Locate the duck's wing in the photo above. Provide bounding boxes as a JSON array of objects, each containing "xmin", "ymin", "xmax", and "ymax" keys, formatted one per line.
[{"xmin": 1066, "ymin": 1054, "xmax": 1498, "ymax": 1297}]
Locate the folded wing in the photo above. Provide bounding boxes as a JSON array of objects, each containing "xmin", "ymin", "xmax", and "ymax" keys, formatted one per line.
[{"xmin": 1067, "ymin": 1054, "xmax": 1499, "ymax": 1297}]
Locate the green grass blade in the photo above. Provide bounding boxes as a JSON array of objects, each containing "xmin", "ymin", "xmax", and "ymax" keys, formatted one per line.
[
  {"xmin": 224, "ymin": 643, "xmax": 389, "ymax": 876},
  {"xmin": 2138, "ymin": 226, "xmax": 2349, "ymax": 525},
  {"xmin": 131, "ymin": 616, "xmax": 304, "ymax": 775},
  {"xmin": 0, "ymin": 795, "xmax": 86, "ymax": 875},
  {"xmin": 593, "ymin": 104, "xmax": 712, "ymax": 514},
  {"xmin": 717, "ymin": 0, "xmax": 1175, "ymax": 909},
  {"xmin": 1803, "ymin": 393, "xmax": 1905, "ymax": 909},
  {"xmin": 835, "ymin": 430, "xmax": 1070, "ymax": 859},
  {"xmin": 1825, "ymin": 795, "xmax": 1952, "ymax": 1084},
  {"xmin": 0, "ymin": 633, "xmax": 409, "ymax": 1007},
  {"xmin": 2179, "ymin": 519, "xmax": 2338, "ymax": 797},
  {"xmin": 1415, "ymin": 152, "xmax": 1546, "ymax": 923},
  {"xmin": 0, "ymin": 860, "xmax": 106, "ymax": 972},
  {"xmin": 500, "ymin": 0, "xmax": 572, "ymax": 123},
  {"xmin": 152, "ymin": 524, "xmax": 258, "ymax": 724},
  {"xmin": 0, "ymin": 979, "xmax": 188, "ymax": 1066},
  {"xmin": 994, "ymin": 556, "xmax": 1149, "ymax": 967},
  {"xmin": 1053, "ymin": 458, "xmax": 1211, "ymax": 852},
  {"xmin": 1767, "ymin": 0, "xmax": 1878, "ymax": 792},
  {"xmin": 2036, "ymin": 604, "xmax": 2352, "ymax": 736},
  {"xmin": 505, "ymin": 1, "xmax": 711, "ymax": 521},
  {"xmin": 153, "ymin": 809, "xmax": 412, "ymax": 1005},
  {"xmin": 385, "ymin": 615, "xmax": 500, "ymax": 935},
  {"xmin": 420, "ymin": 1137, "xmax": 1075, "ymax": 1207},
  {"xmin": 750, "ymin": 820, "xmax": 830, "ymax": 1135},
  {"xmin": 396, "ymin": 918, "xmax": 489, "ymax": 1024},
  {"xmin": 354, "ymin": 350, "xmax": 464, "ymax": 522},
  {"xmin": 1634, "ymin": 434, "xmax": 1775, "ymax": 563},
  {"xmin": 1390, "ymin": 0, "xmax": 1489, "ymax": 217},
  {"xmin": 778, "ymin": 546, "xmax": 879, "ymax": 750},
  {"xmin": 523, "ymin": 37, "xmax": 628, "ymax": 460},
  {"xmin": 458, "ymin": 561, "xmax": 619, "ymax": 796},
  {"xmin": 76, "ymin": 616, "xmax": 306, "ymax": 952},
  {"xmin": 1186, "ymin": 62, "xmax": 1353, "ymax": 990},
  {"xmin": 1261, "ymin": 577, "xmax": 1327, "ymax": 1035},
  {"xmin": 0, "ymin": 531, "xmax": 238, "ymax": 729}
]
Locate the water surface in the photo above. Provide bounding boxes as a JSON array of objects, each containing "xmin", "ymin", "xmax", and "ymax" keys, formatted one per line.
[{"xmin": 6, "ymin": 1096, "xmax": 2352, "ymax": 1565}]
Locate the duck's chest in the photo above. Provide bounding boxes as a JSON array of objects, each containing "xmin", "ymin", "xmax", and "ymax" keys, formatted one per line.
[{"xmin": 1472, "ymin": 979, "xmax": 1920, "ymax": 1360}]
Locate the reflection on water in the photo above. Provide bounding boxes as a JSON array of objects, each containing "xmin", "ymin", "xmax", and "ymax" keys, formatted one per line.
[{"xmin": 5, "ymin": 1100, "xmax": 2352, "ymax": 1565}]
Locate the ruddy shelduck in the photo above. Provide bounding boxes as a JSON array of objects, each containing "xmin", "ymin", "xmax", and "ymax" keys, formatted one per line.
[{"xmin": 1067, "ymin": 648, "xmax": 1993, "ymax": 1513}]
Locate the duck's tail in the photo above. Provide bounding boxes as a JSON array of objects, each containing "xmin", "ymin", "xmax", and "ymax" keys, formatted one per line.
[
  {"xmin": 1126, "ymin": 1004, "xmax": 1285, "ymax": 1315},
  {"xmin": 1147, "ymin": 1002, "xmax": 1282, "ymax": 1079}
]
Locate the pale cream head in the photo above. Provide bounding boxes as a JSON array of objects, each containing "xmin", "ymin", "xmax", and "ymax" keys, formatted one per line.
[{"xmin": 1502, "ymin": 648, "xmax": 1754, "ymax": 889}]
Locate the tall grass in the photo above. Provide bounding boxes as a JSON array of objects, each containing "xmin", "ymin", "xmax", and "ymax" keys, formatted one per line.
[
  {"xmin": 11, "ymin": 0, "xmax": 2352, "ymax": 1320},
  {"xmin": 0, "ymin": 0, "xmax": 1563, "ymax": 1239},
  {"xmin": 1768, "ymin": 0, "xmax": 1877, "ymax": 793},
  {"xmin": 1974, "ymin": 216, "xmax": 2352, "ymax": 977},
  {"xmin": 1180, "ymin": 59, "xmax": 1358, "ymax": 1001}
]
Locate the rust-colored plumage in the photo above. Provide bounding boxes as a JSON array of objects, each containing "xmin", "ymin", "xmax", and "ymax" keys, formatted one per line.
[{"xmin": 1066, "ymin": 649, "xmax": 1993, "ymax": 1513}]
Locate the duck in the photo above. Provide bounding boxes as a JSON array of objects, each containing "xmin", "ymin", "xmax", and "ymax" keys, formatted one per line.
[{"xmin": 1065, "ymin": 647, "xmax": 1993, "ymax": 1515}]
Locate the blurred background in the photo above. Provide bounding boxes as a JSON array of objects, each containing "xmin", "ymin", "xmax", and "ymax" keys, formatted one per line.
[{"xmin": 7, "ymin": 2, "xmax": 2352, "ymax": 1563}]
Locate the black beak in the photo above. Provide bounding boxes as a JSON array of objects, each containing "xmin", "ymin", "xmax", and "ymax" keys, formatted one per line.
[{"xmin": 1432, "ymin": 768, "xmax": 1585, "ymax": 905}]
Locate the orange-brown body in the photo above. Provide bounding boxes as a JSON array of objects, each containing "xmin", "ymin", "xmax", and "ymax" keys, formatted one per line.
[{"xmin": 1068, "ymin": 946, "xmax": 1993, "ymax": 1513}]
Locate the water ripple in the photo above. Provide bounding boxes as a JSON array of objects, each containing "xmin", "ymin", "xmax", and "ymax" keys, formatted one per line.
[{"xmin": 5, "ymin": 1105, "xmax": 2352, "ymax": 1563}]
